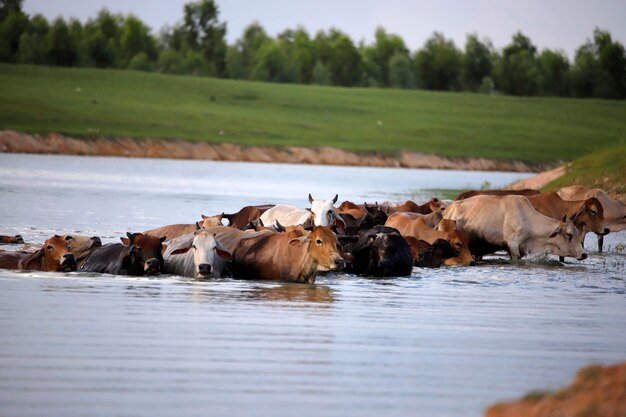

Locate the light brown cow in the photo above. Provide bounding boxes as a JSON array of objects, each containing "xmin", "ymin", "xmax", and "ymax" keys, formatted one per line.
[
  {"xmin": 0, "ymin": 235, "xmax": 77, "ymax": 272},
  {"xmin": 232, "ymin": 226, "xmax": 345, "ymax": 283},
  {"xmin": 143, "ymin": 214, "xmax": 224, "ymax": 241},
  {"xmin": 455, "ymin": 189, "xmax": 540, "ymax": 201},
  {"xmin": 386, "ymin": 211, "xmax": 444, "ymax": 230},
  {"xmin": 557, "ymin": 185, "xmax": 626, "ymax": 252},
  {"xmin": 20, "ymin": 234, "xmax": 102, "ymax": 266},
  {"xmin": 526, "ymin": 192, "xmax": 609, "ymax": 236},
  {"xmin": 386, "ymin": 198, "xmax": 446, "ymax": 214},
  {"xmin": 385, "ymin": 214, "xmax": 474, "ymax": 266},
  {"xmin": 443, "ymin": 195, "xmax": 587, "ymax": 261},
  {"xmin": 337, "ymin": 201, "xmax": 367, "ymax": 219}
]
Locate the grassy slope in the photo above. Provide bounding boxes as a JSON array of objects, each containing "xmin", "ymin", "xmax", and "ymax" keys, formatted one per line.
[
  {"xmin": 543, "ymin": 142, "xmax": 626, "ymax": 197},
  {"xmin": 1, "ymin": 64, "xmax": 626, "ymax": 163}
]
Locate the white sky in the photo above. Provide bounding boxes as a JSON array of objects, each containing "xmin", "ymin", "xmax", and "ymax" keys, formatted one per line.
[{"xmin": 23, "ymin": 0, "xmax": 626, "ymax": 58}]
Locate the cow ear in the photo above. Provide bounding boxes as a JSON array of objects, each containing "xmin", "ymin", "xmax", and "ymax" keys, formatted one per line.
[
  {"xmin": 308, "ymin": 193, "xmax": 314, "ymax": 204},
  {"xmin": 549, "ymin": 227, "xmax": 561, "ymax": 239},
  {"xmin": 160, "ymin": 236, "xmax": 167, "ymax": 243},
  {"xmin": 332, "ymin": 194, "xmax": 338, "ymax": 204},
  {"xmin": 120, "ymin": 237, "xmax": 130, "ymax": 245},
  {"xmin": 201, "ymin": 214, "xmax": 208, "ymax": 220},
  {"xmin": 289, "ymin": 236, "xmax": 308, "ymax": 247},
  {"xmin": 161, "ymin": 244, "xmax": 168, "ymax": 254},
  {"xmin": 24, "ymin": 249, "xmax": 44, "ymax": 270},
  {"xmin": 170, "ymin": 246, "xmax": 190, "ymax": 255},
  {"xmin": 216, "ymin": 248, "xmax": 232, "ymax": 261}
]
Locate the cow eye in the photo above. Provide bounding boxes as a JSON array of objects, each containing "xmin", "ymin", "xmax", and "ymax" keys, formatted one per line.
[
  {"xmin": 455, "ymin": 242, "xmax": 462, "ymax": 247},
  {"xmin": 316, "ymin": 239, "xmax": 323, "ymax": 245},
  {"xmin": 47, "ymin": 245, "xmax": 54, "ymax": 250},
  {"xmin": 567, "ymin": 233, "xmax": 573, "ymax": 242},
  {"xmin": 65, "ymin": 235, "xmax": 73, "ymax": 241},
  {"xmin": 192, "ymin": 244, "xmax": 197, "ymax": 250},
  {"xmin": 591, "ymin": 210, "xmax": 596, "ymax": 216}
]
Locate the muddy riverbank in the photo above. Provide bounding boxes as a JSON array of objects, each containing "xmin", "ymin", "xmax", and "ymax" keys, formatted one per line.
[{"xmin": 0, "ymin": 130, "xmax": 556, "ymax": 172}]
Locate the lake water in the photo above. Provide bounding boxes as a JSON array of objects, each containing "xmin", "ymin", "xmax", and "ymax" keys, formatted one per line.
[{"xmin": 0, "ymin": 153, "xmax": 625, "ymax": 417}]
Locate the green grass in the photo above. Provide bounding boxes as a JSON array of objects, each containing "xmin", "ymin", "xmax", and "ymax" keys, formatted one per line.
[
  {"xmin": 543, "ymin": 142, "xmax": 626, "ymax": 196},
  {"xmin": 1, "ymin": 64, "xmax": 626, "ymax": 163}
]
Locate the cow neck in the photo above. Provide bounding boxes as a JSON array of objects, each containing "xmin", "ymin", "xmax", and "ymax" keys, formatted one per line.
[
  {"xmin": 290, "ymin": 239, "xmax": 317, "ymax": 281},
  {"xmin": 518, "ymin": 214, "xmax": 561, "ymax": 258}
]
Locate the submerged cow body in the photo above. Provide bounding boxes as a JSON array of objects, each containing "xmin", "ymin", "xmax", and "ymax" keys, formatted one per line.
[
  {"xmin": 346, "ymin": 226, "xmax": 413, "ymax": 277},
  {"xmin": 232, "ymin": 226, "xmax": 345, "ymax": 283},
  {"xmin": 0, "ymin": 234, "xmax": 25, "ymax": 244},
  {"xmin": 385, "ymin": 213, "xmax": 474, "ymax": 266},
  {"xmin": 163, "ymin": 230, "xmax": 232, "ymax": 278},
  {"xmin": 0, "ymin": 235, "xmax": 76, "ymax": 272},
  {"xmin": 455, "ymin": 189, "xmax": 540, "ymax": 201},
  {"xmin": 80, "ymin": 233, "xmax": 165, "ymax": 275},
  {"xmin": 444, "ymin": 195, "xmax": 587, "ymax": 261}
]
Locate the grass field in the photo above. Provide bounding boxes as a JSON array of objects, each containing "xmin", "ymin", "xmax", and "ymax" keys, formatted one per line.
[
  {"xmin": 1, "ymin": 64, "xmax": 626, "ymax": 163},
  {"xmin": 543, "ymin": 142, "xmax": 626, "ymax": 197}
]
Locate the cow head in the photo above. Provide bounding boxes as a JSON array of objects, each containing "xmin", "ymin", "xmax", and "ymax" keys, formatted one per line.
[
  {"xmin": 123, "ymin": 232, "xmax": 166, "ymax": 275},
  {"xmin": 289, "ymin": 226, "xmax": 345, "ymax": 275},
  {"xmin": 572, "ymin": 197, "xmax": 609, "ymax": 235},
  {"xmin": 353, "ymin": 226, "xmax": 410, "ymax": 276},
  {"xmin": 169, "ymin": 230, "xmax": 232, "ymax": 278},
  {"xmin": 200, "ymin": 213, "xmax": 225, "ymax": 228},
  {"xmin": 36, "ymin": 235, "xmax": 77, "ymax": 272},
  {"xmin": 308, "ymin": 194, "xmax": 344, "ymax": 228},
  {"xmin": 428, "ymin": 198, "xmax": 446, "ymax": 212},
  {"xmin": 441, "ymin": 228, "xmax": 475, "ymax": 266},
  {"xmin": 547, "ymin": 219, "xmax": 587, "ymax": 260},
  {"xmin": 64, "ymin": 234, "xmax": 102, "ymax": 262},
  {"xmin": 363, "ymin": 202, "xmax": 389, "ymax": 227}
]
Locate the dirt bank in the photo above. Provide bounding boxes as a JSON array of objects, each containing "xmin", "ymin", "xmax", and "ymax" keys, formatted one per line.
[
  {"xmin": 485, "ymin": 361, "xmax": 626, "ymax": 417},
  {"xmin": 0, "ymin": 130, "xmax": 556, "ymax": 172},
  {"xmin": 508, "ymin": 165, "xmax": 566, "ymax": 189}
]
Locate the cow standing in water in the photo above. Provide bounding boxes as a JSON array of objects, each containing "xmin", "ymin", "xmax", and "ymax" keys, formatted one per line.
[
  {"xmin": 80, "ymin": 232, "xmax": 166, "ymax": 275},
  {"xmin": 444, "ymin": 195, "xmax": 587, "ymax": 261},
  {"xmin": 344, "ymin": 226, "xmax": 413, "ymax": 277},
  {"xmin": 260, "ymin": 194, "xmax": 344, "ymax": 228},
  {"xmin": 232, "ymin": 226, "xmax": 345, "ymax": 283},
  {"xmin": 0, "ymin": 235, "xmax": 76, "ymax": 272}
]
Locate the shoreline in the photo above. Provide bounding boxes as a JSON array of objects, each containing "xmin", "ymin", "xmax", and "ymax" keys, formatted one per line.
[{"xmin": 0, "ymin": 130, "xmax": 558, "ymax": 173}]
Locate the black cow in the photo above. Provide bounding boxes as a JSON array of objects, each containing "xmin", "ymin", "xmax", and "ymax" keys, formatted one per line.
[
  {"xmin": 80, "ymin": 232, "xmax": 165, "ymax": 275},
  {"xmin": 346, "ymin": 226, "xmax": 413, "ymax": 277},
  {"xmin": 414, "ymin": 238, "xmax": 459, "ymax": 268}
]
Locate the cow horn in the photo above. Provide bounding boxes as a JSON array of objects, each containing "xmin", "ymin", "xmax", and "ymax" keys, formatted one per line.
[
  {"xmin": 275, "ymin": 221, "xmax": 285, "ymax": 233},
  {"xmin": 308, "ymin": 193, "xmax": 314, "ymax": 204},
  {"xmin": 332, "ymin": 194, "xmax": 338, "ymax": 204},
  {"xmin": 195, "ymin": 221, "xmax": 202, "ymax": 230}
]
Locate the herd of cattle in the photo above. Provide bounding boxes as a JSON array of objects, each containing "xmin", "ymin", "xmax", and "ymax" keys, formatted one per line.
[{"xmin": 0, "ymin": 185, "xmax": 624, "ymax": 284}]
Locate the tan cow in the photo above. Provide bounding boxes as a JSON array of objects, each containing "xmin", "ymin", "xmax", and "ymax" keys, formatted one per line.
[
  {"xmin": 232, "ymin": 226, "xmax": 345, "ymax": 283},
  {"xmin": 143, "ymin": 213, "xmax": 224, "ymax": 241},
  {"xmin": 443, "ymin": 195, "xmax": 587, "ymax": 261},
  {"xmin": 385, "ymin": 214, "xmax": 474, "ymax": 266},
  {"xmin": 0, "ymin": 235, "xmax": 77, "ymax": 272},
  {"xmin": 557, "ymin": 185, "xmax": 626, "ymax": 252},
  {"xmin": 386, "ymin": 198, "xmax": 446, "ymax": 214}
]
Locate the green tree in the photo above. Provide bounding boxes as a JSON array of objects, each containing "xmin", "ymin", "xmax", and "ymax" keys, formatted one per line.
[
  {"xmin": 182, "ymin": 0, "xmax": 227, "ymax": 76},
  {"xmin": 496, "ymin": 32, "xmax": 540, "ymax": 95},
  {"xmin": 0, "ymin": 8, "xmax": 27, "ymax": 62},
  {"xmin": 47, "ymin": 17, "xmax": 79, "ymax": 66},
  {"xmin": 83, "ymin": 10, "xmax": 123, "ymax": 67},
  {"xmin": 292, "ymin": 27, "xmax": 316, "ymax": 84},
  {"xmin": 414, "ymin": 32, "xmax": 462, "ymax": 91},
  {"xmin": 157, "ymin": 49, "xmax": 184, "ymax": 74},
  {"xmin": 120, "ymin": 15, "xmax": 156, "ymax": 67},
  {"xmin": 363, "ymin": 27, "xmax": 409, "ymax": 86},
  {"xmin": 0, "ymin": 0, "xmax": 22, "ymax": 22},
  {"xmin": 389, "ymin": 52, "xmax": 414, "ymax": 89},
  {"xmin": 312, "ymin": 60, "xmax": 331, "ymax": 85},
  {"xmin": 462, "ymin": 34, "xmax": 493, "ymax": 91},
  {"xmin": 538, "ymin": 49, "xmax": 570, "ymax": 96},
  {"xmin": 233, "ymin": 22, "xmax": 270, "ymax": 79},
  {"xmin": 250, "ymin": 40, "xmax": 289, "ymax": 83},
  {"xmin": 128, "ymin": 52, "xmax": 152, "ymax": 71},
  {"xmin": 323, "ymin": 30, "xmax": 362, "ymax": 87},
  {"xmin": 17, "ymin": 13, "xmax": 48, "ymax": 64}
]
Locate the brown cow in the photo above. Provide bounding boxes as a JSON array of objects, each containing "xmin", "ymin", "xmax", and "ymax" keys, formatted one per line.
[
  {"xmin": 20, "ymin": 234, "xmax": 102, "ymax": 265},
  {"xmin": 404, "ymin": 237, "xmax": 460, "ymax": 268},
  {"xmin": 386, "ymin": 198, "xmax": 446, "ymax": 214},
  {"xmin": 338, "ymin": 201, "xmax": 367, "ymax": 219},
  {"xmin": 0, "ymin": 234, "xmax": 25, "ymax": 244},
  {"xmin": 0, "ymin": 235, "xmax": 76, "ymax": 272},
  {"xmin": 232, "ymin": 226, "xmax": 345, "ymax": 283},
  {"xmin": 386, "ymin": 211, "xmax": 443, "ymax": 229},
  {"xmin": 455, "ymin": 189, "xmax": 540, "ymax": 201},
  {"xmin": 143, "ymin": 213, "xmax": 224, "ymax": 241},
  {"xmin": 223, "ymin": 205, "xmax": 274, "ymax": 230},
  {"xmin": 385, "ymin": 215, "xmax": 474, "ymax": 266},
  {"xmin": 526, "ymin": 192, "xmax": 609, "ymax": 236}
]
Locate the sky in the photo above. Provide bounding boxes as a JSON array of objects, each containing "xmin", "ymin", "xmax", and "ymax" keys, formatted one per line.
[{"xmin": 23, "ymin": 0, "xmax": 626, "ymax": 59}]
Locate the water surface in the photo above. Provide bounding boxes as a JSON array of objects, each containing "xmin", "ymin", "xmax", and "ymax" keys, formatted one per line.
[{"xmin": 0, "ymin": 154, "xmax": 625, "ymax": 417}]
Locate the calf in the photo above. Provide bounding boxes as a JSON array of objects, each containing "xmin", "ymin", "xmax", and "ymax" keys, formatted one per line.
[{"xmin": 80, "ymin": 232, "xmax": 165, "ymax": 275}]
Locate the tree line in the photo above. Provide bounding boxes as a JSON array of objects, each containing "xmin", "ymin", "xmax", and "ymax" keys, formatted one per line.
[{"xmin": 1, "ymin": 0, "xmax": 625, "ymax": 99}]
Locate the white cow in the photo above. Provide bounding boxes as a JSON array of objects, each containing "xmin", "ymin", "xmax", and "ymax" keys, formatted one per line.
[
  {"xmin": 443, "ymin": 195, "xmax": 587, "ymax": 260},
  {"xmin": 163, "ymin": 230, "xmax": 232, "ymax": 278},
  {"xmin": 260, "ymin": 194, "xmax": 343, "ymax": 227}
]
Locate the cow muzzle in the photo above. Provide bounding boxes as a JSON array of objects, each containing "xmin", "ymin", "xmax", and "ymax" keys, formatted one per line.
[
  {"xmin": 197, "ymin": 263, "xmax": 213, "ymax": 277},
  {"xmin": 60, "ymin": 254, "xmax": 77, "ymax": 271},
  {"xmin": 144, "ymin": 258, "xmax": 161, "ymax": 275},
  {"xmin": 577, "ymin": 253, "xmax": 588, "ymax": 261},
  {"xmin": 332, "ymin": 257, "xmax": 346, "ymax": 271}
]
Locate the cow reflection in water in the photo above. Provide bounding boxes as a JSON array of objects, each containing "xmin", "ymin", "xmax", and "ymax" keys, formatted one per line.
[{"xmin": 186, "ymin": 282, "xmax": 335, "ymax": 306}]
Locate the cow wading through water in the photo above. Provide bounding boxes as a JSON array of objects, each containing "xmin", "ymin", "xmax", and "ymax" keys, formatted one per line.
[{"xmin": 0, "ymin": 235, "xmax": 76, "ymax": 272}]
